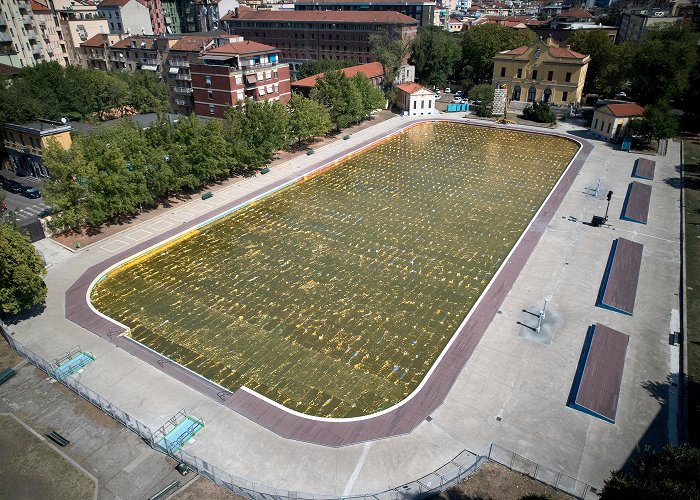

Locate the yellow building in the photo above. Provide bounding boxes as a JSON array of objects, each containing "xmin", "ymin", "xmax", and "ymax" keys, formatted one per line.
[
  {"xmin": 1, "ymin": 120, "xmax": 72, "ymax": 177},
  {"xmin": 491, "ymin": 38, "xmax": 590, "ymax": 105}
]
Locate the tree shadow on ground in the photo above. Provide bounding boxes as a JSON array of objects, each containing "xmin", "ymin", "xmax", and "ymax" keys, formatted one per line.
[{"xmin": 1, "ymin": 303, "xmax": 47, "ymax": 325}]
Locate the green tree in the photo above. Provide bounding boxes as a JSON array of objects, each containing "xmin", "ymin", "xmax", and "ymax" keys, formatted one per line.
[
  {"xmin": 351, "ymin": 73, "xmax": 386, "ymax": 119},
  {"xmin": 128, "ymin": 70, "xmax": 171, "ymax": 114},
  {"xmin": 369, "ymin": 27, "xmax": 413, "ymax": 94},
  {"xmin": 410, "ymin": 26, "xmax": 461, "ymax": 88},
  {"xmin": 288, "ymin": 93, "xmax": 332, "ymax": 145},
  {"xmin": 91, "ymin": 71, "xmax": 130, "ymax": 120},
  {"xmin": 522, "ymin": 101, "xmax": 557, "ymax": 124},
  {"xmin": 629, "ymin": 24, "xmax": 699, "ymax": 105},
  {"xmin": 601, "ymin": 445, "xmax": 700, "ymax": 499},
  {"xmin": 0, "ymin": 223, "xmax": 47, "ymax": 315},
  {"xmin": 468, "ymin": 84, "xmax": 495, "ymax": 117},
  {"xmin": 628, "ymin": 101, "xmax": 678, "ymax": 141},
  {"xmin": 311, "ymin": 70, "xmax": 363, "ymax": 130},
  {"xmin": 296, "ymin": 60, "xmax": 353, "ymax": 80},
  {"xmin": 569, "ymin": 29, "xmax": 624, "ymax": 95},
  {"xmin": 460, "ymin": 25, "xmax": 537, "ymax": 88}
]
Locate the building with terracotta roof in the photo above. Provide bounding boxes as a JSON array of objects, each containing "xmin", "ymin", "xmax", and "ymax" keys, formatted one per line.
[
  {"xmin": 190, "ymin": 40, "xmax": 291, "ymax": 118},
  {"xmin": 97, "ymin": 0, "xmax": 153, "ymax": 35},
  {"xmin": 221, "ymin": 7, "xmax": 418, "ymax": 75},
  {"xmin": 396, "ymin": 82, "xmax": 437, "ymax": 116},
  {"xmin": 590, "ymin": 103, "xmax": 645, "ymax": 142},
  {"xmin": 491, "ymin": 37, "xmax": 590, "ymax": 105},
  {"xmin": 167, "ymin": 33, "xmax": 241, "ymax": 115},
  {"xmin": 78, "ymin": 33, "xmax": 123, "ymax": 70},
  {"xmin": 28, "ymin": 0, "xmax": 70, "ymax": 66},
  {"xmin": 293, "ymin": 0, "xmax": 436, "ymax": 27},
  {"xmin": 56, "ymin": 2, "xmax": 110, "ymax": 65},
  {"xmin": 291, "ymin": 61, "xmax": 415, "ymax": 95}
]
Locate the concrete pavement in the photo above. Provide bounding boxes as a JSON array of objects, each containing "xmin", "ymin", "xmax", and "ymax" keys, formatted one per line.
[{"xmin": 3, "ymin": 114, "xmax": 681, "ymax": 496}]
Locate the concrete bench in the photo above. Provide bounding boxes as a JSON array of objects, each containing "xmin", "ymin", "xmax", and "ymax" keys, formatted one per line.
[
  {"xmin": 0, "ymin": 368, "xmax": 16, "ymax": 385},
  {"xmin": 46, "ymin": 431, "xmax": 70, "ymax": 447}
]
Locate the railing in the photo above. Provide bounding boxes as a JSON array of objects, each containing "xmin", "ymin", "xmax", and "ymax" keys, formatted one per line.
[
  {"xmin": 175, "ymin": 74, "xmax": 191, "ymax": 81},
  {"xmin": 173, "ymin": 87, "xmax": 192, "ymax": 94},
  {"xmin": 488, "ymin": 444, "xmax": 600, "ymax": 499},
  {"xmin": 21, "ymin": 14, "xmax": 34, "ymax": 24},
  {"xmin": 174, "ymin": 99, "xmax": 188, "ymax": 106},
  {"xmin": 0, "ymin": 324, "xmax": 490, "ymax": 499},
  {"xmin": 240, "ymin": 61, "xmax": 278, "ymax": 71},
  {"xmin": 169, "ymin": 60, "xmax": 189, "ymax": 68}
]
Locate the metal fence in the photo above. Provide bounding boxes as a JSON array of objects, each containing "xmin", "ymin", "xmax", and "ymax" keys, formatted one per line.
[
  {"xmin": 1, "ymin": 327, "xmax": 486, "ymax": 499},
  {"xmin": 488, "ymin": 444, "xmax": 600, "ymax": 499}
]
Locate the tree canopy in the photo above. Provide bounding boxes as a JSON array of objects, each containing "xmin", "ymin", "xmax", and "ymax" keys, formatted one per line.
[
  {"xmin": 460, "ymin": 25, "xmax": 537, "ymax": 88},
  {"xmin": 370, "ymin": 27, "xmax": 413, "ymax": 96},
  {"xmin": 468, "ymin": 84, "xmax": 495, "ymax": 117},
  {"xmin": 410, "ymin": 26, "xmax": 461, "ymax": 89},
  {"xmin": 0, "ymin": 223, "xmax": 47, "ymax": 315},
  {"xmin": 311, "ymin": 71, "xmax": 384, "ymax": 129},
  {"xmin": 628, "ymin": 101, "xmax": 679, "ymax": 141},
  {"xmin": 523, "ymin": 101, "xmax": 557, "ymax": 124},
  {"xmin": 569, "ymin": 29, "xmax": 627, "ymax": 95},
  {"xmin": 296, "ymin": 60, "xmax": 353, "ymax": 80},
  {"xmin": 601, "ymin": 445, "xmax": 700, "ymax": 499},
  {"xmin": 288, "ymin": 93, "xmax": 333, "ymax": 144},
  {"xmin": 0, "ymin": 62, "xmax": 171, "ymax": 128}
]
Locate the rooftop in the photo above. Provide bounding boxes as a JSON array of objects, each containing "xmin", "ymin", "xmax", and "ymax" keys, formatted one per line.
[
  {"xmin": 295, "ymin": 0, "xmax": 433, "ymax": 3},
  {"xmin": 97, "ymin": 0, "xmax": 147, "ymax": 8},
  {"xmin": 4, "ymin": 119, "xmax": 71, "ymax": 135},
  {"xmin": 292, "ymin": 62, "xmax": 384, "ymax": 88},
  {"xmin": 559, "ymin": 7, "xmax": 593, "ymax": 18},
  {"xmin": 202, "ymin": 40, "xmax": 279, "ymax": 57},
  {"xmin": 80, "ymin": 34, "xmax": 107, "ymax": 48},
  {"xmin": 170, "ymin": 36, "xmax": 217, "ymax": 52},
  {"xmin": 222, "ymin": 6, "xmax": 419, "ymax": 25},
  {"xmin": 0, "ymin": 63, "xmax": 21, "ymax": 76},
  {"xmin": 601, "ymin": 103, "xmax": 646, "ymax": 118},
  {"xmin": 498, "ymin": 43, "xmax": 588, "ymax": 60},
  {"xmin": 29, "ymin": 0, "xmax": 52, "ymax": 12},
  {"xmin": 396, "ymin": 82, "xmax": 428, "ymax": 94}
]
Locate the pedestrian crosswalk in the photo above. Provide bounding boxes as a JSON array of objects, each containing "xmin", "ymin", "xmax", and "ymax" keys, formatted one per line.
[{"xmin": 15, "ymin": 203, "xmax": 49, "ymax": 220}]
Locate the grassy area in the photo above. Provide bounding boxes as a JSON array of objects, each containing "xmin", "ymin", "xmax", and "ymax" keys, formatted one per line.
[
  {"xmin": 437, "ymin": 461, "xmax": 571, "ymax": 499},
  {"xmin": 0, "ymin": 415, "xmax": 95, "ymax": 500},
  {"xmin": 171, "ymin": 476, "xmax": 245, "ymax": 500},
  {"xmin": 683, "ymin": 136, "xmax": 700, "ymax": 445},
  {"xmin": 0, "ymin": 336, "xmax": 22, "ymax": 369}
]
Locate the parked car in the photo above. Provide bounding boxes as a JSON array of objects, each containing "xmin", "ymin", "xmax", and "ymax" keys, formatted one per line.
[
  {"xmin": 21, "ymin": 186, "xmax": 41, "ymax": 199},
  {"xmin": 453, "ymin": 96, "xmax": 463, "ymax": 104},
  {"xmin": 454, "ymin": 90, "xmax": 465, "ymax": 99},
  {"xmin": 1, "ymin": 177, "xmax": 23, "ymax": 194},
  {"xmin": 444, "ymin": 87, "xmax": 452, "ymax": 94}
]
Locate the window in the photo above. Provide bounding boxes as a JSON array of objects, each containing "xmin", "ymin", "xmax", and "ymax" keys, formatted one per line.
[
  {"xmin": 110, "ymin": 22, "xmax": 114, "ymax": 29},
  {"xmin": 274, "ymin": 83, "xmax": 279, "ymax": 92},
  {"xmin": 421, "ymin": 100, "xmax": 424, "ymax": 109},
  {"xmin": 543, "ymin": 88, "xmax": 552, "ymax": 103},
  {"xmin": 512, "ymin": 85, "xmax": 521, "ymax": 101},
  {"xmin": 565, "ymin": 72, "xmax": 571, "ymax": 82},
  {"xmin": 413, "ymin": 100, "xmax": 416, "ymax": 109},
  {"xmin": 208, "ymin": 91, "xmax": 213, "ymax": 100},
  {"xmin": 517, "ymin": 68, "xmax": 522, "ymax": 78},
  {"xmin": 259, "ymin": 87, "xmax": 266, "ymax": 95},
  {"xmin": 607, "ymin": 123, "xmax": 611, "ymax": 134},
  {"xmin": 205, "ymin": 75, "xmax": 211, "ymax": 86},
  {"xmin": 562, "ymin": 91, "xmax": 568, "ymax": 102},
  {"xmin": 235, "ymin": 75, "xmax": 242, "ymax": 85},
  {"xmin": 428, "ymin": 100, "xmax": 432, "ymax": 108},
  {"xmin": 527, "ymin": 86, "xmax": 536, "ymax": 102},
  {"xmin": 209, "ymin": 105, "xmax": 215, "ymax": 115},
  {"xmin": 118, "ymin": 23, "xmax": 121, "ymax": 30},
  {"xmin": 594, "ymin": 118, "xmax": 598, "ymax": 129},
  {"xmin": 115, "ymin": 11, "xmax": 119, "ymax": 18},
  {"xmin": 547, "ymin": 71, "xmax": 553, "ymax": 81},
  {"xmin": 500, "ymin": 67, "xmax": 505, "ymax": 77},
  {"xmin": 532, "ymin": 69, "xmax": 537, "ymax": 80}
]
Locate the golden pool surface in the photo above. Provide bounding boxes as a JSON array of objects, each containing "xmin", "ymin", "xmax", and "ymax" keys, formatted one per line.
[{"xmin": 91, "ymin": 122, "xmax": 579, "ymax": 418}]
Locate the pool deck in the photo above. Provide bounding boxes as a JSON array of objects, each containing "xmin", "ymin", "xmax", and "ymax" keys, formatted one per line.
[{"xmin": 8, "ymin": 115, "xmax": 681, "ymax": 495}]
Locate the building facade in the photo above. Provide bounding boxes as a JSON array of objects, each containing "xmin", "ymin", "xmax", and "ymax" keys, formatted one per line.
[
  {"xmin": 222, "ymin": 7, "xmax": 418, "ymax": 74},
  {"xmin": 97, "ymin": 0, "xmax": 153, "ymax": 35},
  {"xmin": 294, "ymin": 0, "xmax": 435, "ymax": 27},
  {"xmin": 2, "ymin": 119, "xmax": 72, "ymax": 177},
  {"xmin": 618, "ymin": 9, "xmax": 681, "ymax": 42},
  {"xmin": 491, "ymin": 38, "xmax": 590, "ymax": 105},
  {"xmin": 0, "ymin": 0, "xmax": 42, "ymax": 67},
  {"xmin": 56, "ymin": 4, "xmax": 109, "ymax": 65},
  {"xmin": 78, "ymin": 32, "xmax": 122, "ymax": 69},
  {"xmin": 396, "ymin": 82, "xmax": 436, "ymax": 116},
  {"xmin": 190, "ymin": 40, "xmax": 290, "ymax": 118},
  {"xmin": 590, "ymin": 103, "xmax": 645, "ymax": 142}
]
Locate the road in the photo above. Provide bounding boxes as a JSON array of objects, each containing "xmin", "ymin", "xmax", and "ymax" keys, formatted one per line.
[{"xmin": 0, "ymin": 170, "xmax": 50, "ymax": 226}]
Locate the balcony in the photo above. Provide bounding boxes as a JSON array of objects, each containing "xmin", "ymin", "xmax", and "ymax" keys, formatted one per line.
[
  {"xmin": 141, "ymin": 58, "xmax": 160, "ymax": 65},
  {"xmin": 18, "ymin": 0, "xmax": 29, "ymax": 10},
  {"xmin": 0, "ymin": 32, "xmax": 12, "ymax": 43},
  {"xmin": 173, "ymin": 87, "xmax": 193, "ymax": 94},
  {"xmin": 0, "ymin": 16, "xmax": 6, "ymax": 27},
  {"xmin": 175, "ymin": 99, "xmax": 188, "ymax": 106},
  {"xmin": 27, "ymin": 31, "xmax": 36, "ymax": 41},
  {"xmin": 32, "ymin": 43, "xmax": 42, "ymax": 55},
  {"xmin": 170, "ymin": 60, "xmax": 189, "ymax": 67},
  {"xmin": 240, "ymin": 61, "xmax": 279, "ymax": 71},
  {"xmin": 21, "ymin": 14, "xmax": 33, "ymax": 25},
  {"xmin": 175, "ymin": 73, "xmax": 191, "ymax": 81}
]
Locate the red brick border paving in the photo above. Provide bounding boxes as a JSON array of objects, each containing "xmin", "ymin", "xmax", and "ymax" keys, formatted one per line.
[{"xmin": 65, "ymin": 118, "xmax": 593, "ymax": 447}]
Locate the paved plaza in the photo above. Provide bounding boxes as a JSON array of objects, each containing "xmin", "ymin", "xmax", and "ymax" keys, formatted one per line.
[{"xmin": 4, "ymin": 114, "xmax": 681, "ymax": 496}]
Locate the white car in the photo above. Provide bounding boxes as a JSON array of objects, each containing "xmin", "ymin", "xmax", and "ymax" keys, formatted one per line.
[
  {"xmin": 444, "ymin": 87, "xmax": 452, "ymax": 94},
  {"xmin": 453, "ymin": 96, "xmax": 463, "ymax": 104}
]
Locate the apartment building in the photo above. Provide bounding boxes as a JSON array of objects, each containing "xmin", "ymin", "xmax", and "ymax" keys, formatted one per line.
[
  {"xmin": 167, "ymin": 33, "xmax": 240, "ymax": 115},
  {"xmin": 56, "ymin": 2, "xmax": 109, "ymax": 65},
  {"xmin": 618, "ymin": 9, "xmax": 682, "ymax": 42},
  {"xmin": 294, "ymin": 0, "xmax": 436, "ymax": 27},
  {"xmin": 191, "ymin": 40, "xmax": 291, "ymax": 118},
  {"xmin": 97, "ymin": 0, "xmax": 153, "ymax": 35},
  {"xmin": 78, "ymin": 32, "xmax": 122, "ymax": 69},
  {"xmin": 491, "ymin": 37, "xmax": 590, "ymax": 105},
  {"xmin": 0, "ymin": 0, "xmax": 41, "ymax": 67},
  {"xmin": 107, "ymin": 34, "xmax": 172, "ymax": 71},
  {"xmin": 30, "ymin": 0, "xmax": 69, "ymax": 65},
  {"xmin": 2, "ymin": 119, "xmax": 72, "ymax": 177},
  {"xmin": 222, "ymin": 7, "xmax": 418, "ymax": 74}
]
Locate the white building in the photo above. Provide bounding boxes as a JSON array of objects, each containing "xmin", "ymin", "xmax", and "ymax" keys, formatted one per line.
[
  {"xmin": 97, "ymin": 0, "xmax": 153, "ymax": 35},
  {"xmin": 396, "ymin": 82, "xmax": 437, "ymax": 116},
  {"xmin": 590, "ymin": 103, "xmax": 645, "ymax": 142}
]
